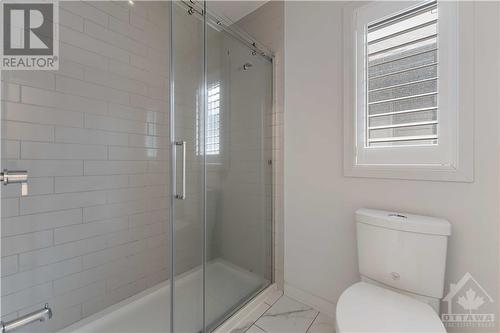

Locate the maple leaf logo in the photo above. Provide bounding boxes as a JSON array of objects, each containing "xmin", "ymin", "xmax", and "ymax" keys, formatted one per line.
[{"xmin": 457, "ymin": 288, "xmax": 485, "ymax": 313}]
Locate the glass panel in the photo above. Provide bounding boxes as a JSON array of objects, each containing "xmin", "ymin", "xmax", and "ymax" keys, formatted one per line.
[
  {"xmin": 171, "ymin": 2, "xmax": 204, "ymax": 333},
  {"xmin": 1, "ymin": 2, "xmax": 171, "ymax": 332},
  {"xmin": 204, "ymin": 16, "xmax": 273, "ymax": 332}
]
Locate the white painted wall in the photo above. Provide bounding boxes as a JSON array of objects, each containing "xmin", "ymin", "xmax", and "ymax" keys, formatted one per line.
[{"xmin": 284, "ymin": 2, "xmax": 500, "ymax": 329}]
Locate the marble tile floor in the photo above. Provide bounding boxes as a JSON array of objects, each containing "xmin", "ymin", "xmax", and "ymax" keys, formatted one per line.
[{"xmin": 231, "ymin": 294, "xmax": 335, "ymax": 333}]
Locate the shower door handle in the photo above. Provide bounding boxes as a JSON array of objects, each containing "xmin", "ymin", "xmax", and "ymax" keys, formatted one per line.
[{"xmin": 175, "ymin": 141, "xmax": 186, "ymax": 200}]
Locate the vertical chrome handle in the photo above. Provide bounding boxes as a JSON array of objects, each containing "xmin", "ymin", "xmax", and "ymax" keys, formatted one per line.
[{"xmin": 175, "ymin": 141, "xmax": 186, "ymax": 200}]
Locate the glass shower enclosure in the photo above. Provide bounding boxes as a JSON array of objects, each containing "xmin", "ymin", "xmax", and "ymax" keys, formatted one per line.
[
  {"xmin": 0, "ymin": 1, "xmax": 272, "ymax": 332},
  {"xmin": 170, "ymin": 1, "xmax": 273, "ymax": 332}
]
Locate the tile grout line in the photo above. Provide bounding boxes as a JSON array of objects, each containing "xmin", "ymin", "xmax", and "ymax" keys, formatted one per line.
[
  {"xmin": 253, "ymin": 323, "xmax": 267, "ymax": 333},
  {"xmin": 305, "ymin": 311, "xmax": 320, "ymax": 333},
  {"xmin": 245, "ymin": 295, "xmax": 280, "ymax": 333}
]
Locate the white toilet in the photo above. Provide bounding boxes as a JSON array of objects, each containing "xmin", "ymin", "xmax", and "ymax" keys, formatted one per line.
[{"xmin": 336, "ymin": 208, "xmax": 451, "ymax": 333}]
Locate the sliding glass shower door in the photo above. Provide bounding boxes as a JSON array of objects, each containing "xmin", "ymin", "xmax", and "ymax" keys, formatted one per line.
[
  {"xmin": 171, "ymin": 2, "xmax": 273, "ymax": 332},
  {"xmin": 171, "ymin": 2, "xmax": 205, "ymax": 333}
]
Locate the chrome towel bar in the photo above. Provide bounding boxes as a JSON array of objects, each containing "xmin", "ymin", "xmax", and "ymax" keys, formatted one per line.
[{"xmin": 1, "ymin": 304, "xmax": 52, "ymax": 333}]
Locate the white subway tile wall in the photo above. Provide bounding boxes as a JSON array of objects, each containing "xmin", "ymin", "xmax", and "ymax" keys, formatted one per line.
[{"xmin": 1, "ymin": 2, "xmax": 170, "ymax": 332}]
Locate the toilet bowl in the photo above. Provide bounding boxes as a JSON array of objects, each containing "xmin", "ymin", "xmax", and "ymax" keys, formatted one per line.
[{"xmin": 336, "ymin": 208, "xmax": 451, "ymax": 333}]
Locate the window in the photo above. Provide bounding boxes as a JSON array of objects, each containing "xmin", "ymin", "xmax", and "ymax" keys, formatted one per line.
[
  {"xmin": 343, "ymin": 1, "xmax": 473, "ymax": 181},
  {"xmin": 207, "ymin": 83, "xmax": 221, "ymax": 155},
  {"xmin": 196, "ymin": 82, "xmax": 222, "ymax": 159},
  {"xmin": 366, "ymin": 2, "xmax": 438, "ymax": 148}
]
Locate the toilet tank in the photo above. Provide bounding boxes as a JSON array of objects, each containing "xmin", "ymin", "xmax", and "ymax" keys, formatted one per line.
[{"xmin": 356, "ymin": 208, "xmax": 451, "ymax": 299}]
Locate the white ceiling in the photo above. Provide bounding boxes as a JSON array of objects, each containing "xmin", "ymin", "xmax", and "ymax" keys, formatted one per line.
[{"xmin": 207, "ymin": 1, "xmax": 268, "ymax": 23}]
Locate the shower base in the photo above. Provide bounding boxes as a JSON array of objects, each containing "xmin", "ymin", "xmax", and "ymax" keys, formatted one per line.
[{"xmin": 61, "ymin": 259, "xmax": 270, "ymax": 333}]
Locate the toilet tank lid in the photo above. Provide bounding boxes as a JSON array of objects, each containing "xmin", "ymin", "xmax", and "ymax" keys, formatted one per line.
[{"xmin": 356, "ymin": 208, "xmax": 451, "ymax": 236}]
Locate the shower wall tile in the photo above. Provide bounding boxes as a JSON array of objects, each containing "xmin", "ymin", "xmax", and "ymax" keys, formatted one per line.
[
  {"xmin": 1, "ymin": 83, "xmax": 20, "ymax": 102},
  {"xmin": 20, "ymin": 191, "xmax": 107, "ymax": 215},
  {"xmin": 2, "ymin": 121, "xmax": 55, "ymax": 142},
  {"xmin": 59, "ymin": 43, "xmax": 108, "ymax": 70},
  {"xmin": 1, "ymin": 256, "xmax": 18, "ymax": 277},
  {"xmin": 88, "ymin": 1, "xmax": 130, "ymax": 23},
  {"xmin": 51, "ymin": 280, "xmax": 106, "ymax": 310},
  {"xmin": 1, "ymin": 282, "xmax": 53, "ymax": 315},
  {"xmin": 6, "ymin": 71, "xmax": 56, "ymax": 90},
  {"xmin": 3, "ymin": 209, "xmax": 82, "ymax": 237},
  {"xmin": 60, "ymin": 8, "xmax": 85, "ymax": 32},
  {"xmin": 5, "ymin": 160, "xmax": 83, "ymax": 177},
  {"xmin": 53, "ymin": 264, "xmax": 107, "ymax": 295},
  {"xmin": 84, "ymin": 114, "xmax": 148, "ymax": 134},
  {"xmin": 55, "ymin": 175, "xmax": 129, "ymax": 193},
  {"xmin": 84, "ymin": 21, "xmax": 147, "ymax": 57},
  {"xmin": 59, "ymin": 26, "xmax": 130, "ymax": 63},
  {"xmin": 85, "ymin": 67, "xmax": 148, "ymax": 96},
  {"xmin": 84, "ymin": 160, "xmax": 148, "ymax": 175},
  {"xmin": 21, "ymin": 86, "xmax": 108, "ymax": 115},
  {"xmin": 4, "ymin": 140, "xmax": 20, "ymax": 160},
  {"xmin": 62, "ymin": 2, "xmax": 109, "ymax": 27},
  {"xmin": 3, "ymin": 101, "xmax": 85, "ymax": 127},
  {"xmin": 55, "ymin": 126, "xmax": 129, "ymax": 146},
  {"xmin": 1, "ymin": 2, "xmax": 170, "ymax": 330},
  {"xmin": 55, "ymin": 76, "xmax": 130, "ymax": 105},
  {"xmin": 53, "ymin": 217, "xmax": 129, "ymax": 245},
  {"xmin": 2, "ymin": 198, "xmax": 19, "ymax": 218},
  {"xmin": 58, "ymin": 60, "xmax": 86, "ymax": 80},
  {"xmin": 2, "ymin": 257, "xmax": 82, "ymax": 296},
  {"xmin": 21, "ymin": 142, "xmax": 107, "ymax": 160},
  {"xmin": 2, "ymin": 231, "xmax": 53, "ymax": 257}
]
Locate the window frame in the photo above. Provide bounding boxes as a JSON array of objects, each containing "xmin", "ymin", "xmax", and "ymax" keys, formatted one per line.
[{"xmin": 343, "ymin": 0, "xmax": 474, "ymax": 182}]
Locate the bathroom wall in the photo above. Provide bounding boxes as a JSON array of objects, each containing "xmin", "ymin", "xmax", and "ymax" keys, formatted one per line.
[
  {"xmin": 236, "ymin": 0, "xmax": 285, "ymax": 289},
  {"xmin": 1, "ymin": 2, "xmax": 170, "ymax": 331},
  {"xmin": 284, "ymin": 2, "xmax": 500, "ymax": 331}
]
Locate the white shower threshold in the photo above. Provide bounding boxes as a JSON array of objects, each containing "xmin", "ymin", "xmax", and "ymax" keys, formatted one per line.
[{"xmin": 60, "ymin": 259, "xmax": 276, "ymax": 333}]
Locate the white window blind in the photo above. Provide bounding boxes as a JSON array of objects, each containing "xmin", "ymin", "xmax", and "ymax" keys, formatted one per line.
[
  {"xmin": 206, "ymin": 83, "xmax": 220, "ymax": 155},
  {"xmin": 366, "ymin": 1, "xmax": 438, "ymax": 147}
]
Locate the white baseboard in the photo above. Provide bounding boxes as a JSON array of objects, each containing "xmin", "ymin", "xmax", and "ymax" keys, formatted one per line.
[{"xmin": 284, "ymin": 283, "xmax": 336, "ymax": 318}]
